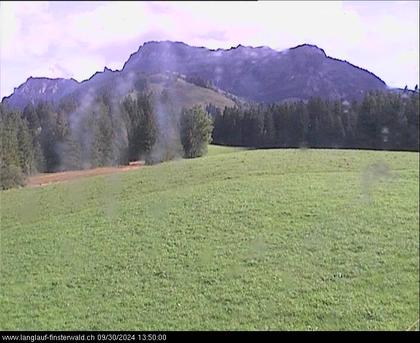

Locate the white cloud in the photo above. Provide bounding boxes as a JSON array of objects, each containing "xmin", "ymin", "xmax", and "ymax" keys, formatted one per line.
[{"xmin": 1, "ymin": 1, "xmax": 419, "ymax": 98}]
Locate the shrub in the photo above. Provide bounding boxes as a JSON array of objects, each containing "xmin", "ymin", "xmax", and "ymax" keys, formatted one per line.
[
  {"xmin": 180, "ymin": 106, "xmax": 213, "ymax": 158},
  {"xmin": 0, "ymin": 162, "xmax": 26, "ymax": 190}
]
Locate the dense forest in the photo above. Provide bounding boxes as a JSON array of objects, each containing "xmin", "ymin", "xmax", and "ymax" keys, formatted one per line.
[
  {"xmin": 210, "ymin": 90, "xmax": 419, "ymax": 151},
  {"xmin": 0, "ymin": 88, "xmax": 418, "ymax": 190}
]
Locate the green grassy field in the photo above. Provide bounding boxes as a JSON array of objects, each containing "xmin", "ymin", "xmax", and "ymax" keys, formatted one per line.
[{"xmin": 0, "ymin": 146, "xmax": 418, "ymax": 330}]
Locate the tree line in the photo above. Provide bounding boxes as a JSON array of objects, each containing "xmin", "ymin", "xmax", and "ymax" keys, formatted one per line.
[
  {"xmin": 1, "ymin": 88, "xmax": 418, "ymax": 190},
  {"xmin": 210, "ymin": 90, "xmax": 419, "ymax": 151},
  {"xmin": 0, "ymin": 91, "xmax": 213, "ymax": 189}
]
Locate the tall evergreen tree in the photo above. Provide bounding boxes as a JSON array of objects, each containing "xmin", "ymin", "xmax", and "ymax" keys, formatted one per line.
[{"xmin": 122, "ymin": 92, "xmax": 157, "ymax": 162}]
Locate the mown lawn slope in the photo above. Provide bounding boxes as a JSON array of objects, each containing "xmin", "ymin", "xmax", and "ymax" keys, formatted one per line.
[{"xmin": 1, "ymin": 146, "xmax": 418, "ymax": 330}]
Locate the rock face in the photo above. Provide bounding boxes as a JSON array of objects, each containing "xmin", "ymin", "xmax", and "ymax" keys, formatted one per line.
[
  {"xmin": 123, "ymin": 41, "xmax": 388, "ymax": 102},
  {"xmin": 3, "ymin": 77, "xmax": 79, "ymax": 109},
  {"xmin": 2, "ymin": 41, "xmax": 388, "ymax": 109}
]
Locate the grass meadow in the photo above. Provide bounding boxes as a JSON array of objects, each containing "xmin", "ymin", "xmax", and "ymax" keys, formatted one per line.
[{"xmin": 0, "ymin": 146, "xmax": 418, "ymax": 330}]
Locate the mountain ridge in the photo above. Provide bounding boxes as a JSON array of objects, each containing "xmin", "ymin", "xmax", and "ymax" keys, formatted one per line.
[{"xmin": 2, "ymin": 40, "xmax": 392, "ymax": 108}]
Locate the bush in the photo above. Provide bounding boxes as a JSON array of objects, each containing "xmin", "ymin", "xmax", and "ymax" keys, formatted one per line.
[
  {"xmin": 1, "ymin": 162, "xmax": 26, "ymax": 190},
  {"xmin": 180, "ymin": 106, "xmax": 213, "ymax": 158}
]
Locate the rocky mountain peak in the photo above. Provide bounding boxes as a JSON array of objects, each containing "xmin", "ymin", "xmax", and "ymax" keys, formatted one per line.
[{"xmin": 2, "ymin": 40, "xmax": 389, "ymax": 109}]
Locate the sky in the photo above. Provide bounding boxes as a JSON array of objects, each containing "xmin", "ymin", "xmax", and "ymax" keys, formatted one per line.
[{"xmin": 1, "ymin": 1, "xmax": 419, "ymax": 98}]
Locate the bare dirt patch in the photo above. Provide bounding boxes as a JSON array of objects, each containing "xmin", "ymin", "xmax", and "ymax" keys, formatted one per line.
[{"xmin": 27, "ymin": 161, "xmax": 144, "ymax": 188}]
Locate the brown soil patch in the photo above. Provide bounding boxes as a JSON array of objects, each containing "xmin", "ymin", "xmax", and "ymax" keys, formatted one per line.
[{"xmin": 27, "ymin": 161, "xmax": 144, "ymax": 188}]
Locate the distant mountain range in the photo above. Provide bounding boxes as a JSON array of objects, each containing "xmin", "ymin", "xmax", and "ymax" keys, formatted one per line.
[{"xmin": 2, "ymin": 40, "xmax": 397, "ymax": 110}]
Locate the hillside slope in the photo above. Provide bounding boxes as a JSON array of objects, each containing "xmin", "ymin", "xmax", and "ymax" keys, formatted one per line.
[
  {"xmin": 1, "ymin": 147, "xmax": 418, "ymax": 330},
  {"xmin": 147, "ymin": 73, "xmax": 236, "ymax": 112}
]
